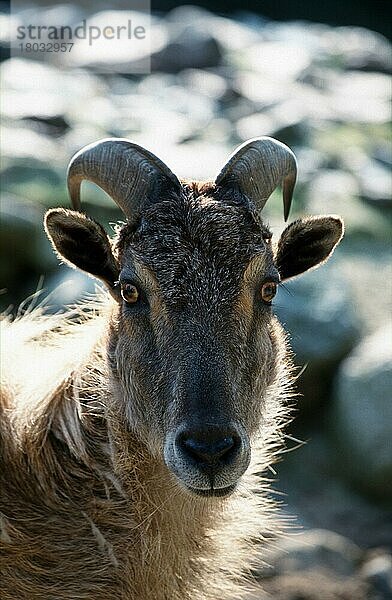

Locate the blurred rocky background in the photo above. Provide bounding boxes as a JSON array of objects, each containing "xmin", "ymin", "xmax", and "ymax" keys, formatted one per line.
[{"xmin": 0, "ymin": 2, "xmax": 391, "ymax": 598}]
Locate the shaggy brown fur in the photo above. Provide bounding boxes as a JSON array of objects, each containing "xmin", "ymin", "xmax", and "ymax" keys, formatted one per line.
[
  {"xmin": 0, "ymin": 181, "xmax": 343, "ymax": 599},
  {"xmin": 0, "ymin": 303, "xmax": 288, "ymax": 600}
]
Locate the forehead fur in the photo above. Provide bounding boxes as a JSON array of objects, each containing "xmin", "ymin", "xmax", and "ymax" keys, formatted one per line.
[{"xmin": 115, "ymin": 182, "xmax": 273, "ymax": 302}]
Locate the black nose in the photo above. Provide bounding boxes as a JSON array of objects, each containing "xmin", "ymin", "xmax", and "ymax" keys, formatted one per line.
[{"xmin": 177, "ymin": 428, "xmax": 241, "ymax": 468}]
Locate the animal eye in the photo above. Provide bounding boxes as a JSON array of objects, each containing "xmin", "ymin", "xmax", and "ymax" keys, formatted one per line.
[
  {"xmin": 260, "ymin": 281, "xmax": 277, "ymax": 304},
  {"xmin": 121, "ymin": 283, "xmax": 139, "ymax": 304}
]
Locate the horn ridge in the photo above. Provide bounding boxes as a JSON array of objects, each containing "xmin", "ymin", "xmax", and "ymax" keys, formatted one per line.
[
  {"xmin": 215, "ymin": 136, "xmax": 297, "ymax": 220},
  {"xmin": 67, "ymin": 138, "xmax": 181, "ymax": 224}
]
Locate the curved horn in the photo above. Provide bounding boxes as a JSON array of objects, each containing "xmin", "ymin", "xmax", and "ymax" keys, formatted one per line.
[
  {"xmin": 67, "ymin": 138, "xmax": 181, "ymax": 223},
  {"xmin": 215, "ymin": 137, "xmax": 297, "ymax": 221}
]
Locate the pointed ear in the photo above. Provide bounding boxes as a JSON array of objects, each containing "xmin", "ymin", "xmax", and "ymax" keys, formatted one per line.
[
  {"xmin": 44, "ymin": 208, "xmax": 120, "ymax": 300},
  {"xmin": 275, "ymin": 215, "xmax": 344, "ymax": 281}
]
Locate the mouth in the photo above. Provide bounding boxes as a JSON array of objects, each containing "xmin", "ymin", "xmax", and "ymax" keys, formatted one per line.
[{"xmin": 185, "ymin": 483, "xmax": 237, "ymax": 498}]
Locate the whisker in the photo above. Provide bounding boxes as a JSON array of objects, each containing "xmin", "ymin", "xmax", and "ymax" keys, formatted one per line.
[{"xmin": 279, "ymin": 282, "xmax": 293, "ymax": 296}]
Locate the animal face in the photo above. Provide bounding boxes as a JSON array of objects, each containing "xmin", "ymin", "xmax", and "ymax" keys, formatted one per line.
[
  {"xmin": 45, "ymin": 138, "xmax": 344, "ymax": 497},
  {"xmin": 112, "ymin": 186, "xmax": 281, "ymax": 495}
]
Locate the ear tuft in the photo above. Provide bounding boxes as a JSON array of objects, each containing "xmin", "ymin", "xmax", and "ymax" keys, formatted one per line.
[
  {"xmin": 44, "ymin": 208, "xmax": 119, "ymax": 295},
  {"xmin": 275, "ymin": 215, "xmax": 344, "ymax": 281}
]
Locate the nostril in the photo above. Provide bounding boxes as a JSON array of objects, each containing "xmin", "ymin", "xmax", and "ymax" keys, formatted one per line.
[{"xmin": 179, "ymin": 433, "xmax": 240, "ymax": 465}]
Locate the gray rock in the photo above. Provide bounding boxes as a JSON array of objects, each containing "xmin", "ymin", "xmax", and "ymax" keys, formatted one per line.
[
  {"xmin": 357, "ymin": 160, "xmax": 392, "ymax": 210},
  {"xmin": 306, "ymin": 169, "xmax": 390, "ymax": 242},
  {"xmin": 151, "ymin": 7, "xmax": 222, "ymax": 73},
  {"xmin": 373, "ymin": 142, "xmax": 392, "ymax": 170},
  {"xmin": 327, "ymin": 71, "xmax": 391, "ymax": 124},
  {"xmin": 179, "ymin": 69, "xmax": 228, "ymax": 101},
  {"xmin": 2, "ymin": 59, "xmax": 72, "ymax": 120},
  {"xmin": 263, "ymin": 22, "xmax": 392, "ymax": 75},
  {"xmin": 328, "ymin": 27, "xmax": 392, "ymax": 74},
  {"xmin": 233, "ymin": 71, "xmax": 290, "ymax": 107},
  {"xmin": 259, "ymin": 529, "xmax": 362, "ymax": 578},
  {"xmin": 241, "ymin": 40, "xmax": 312, "ymax": 82},
  {"xmin": 1, "ymin": 126, "xmax": 64, "ymax": 165},
  {"xmin": 62, "ymin": 10, "xmax": 160, "ymax": 73},
  {"xmin": 361, "ymin": 553, "xmax": 392, "ymax": 599},
  {"xmin": 153, "ymin": 32, "xmax": 221, "ymax": 73},
  {"xmin": 1, "ymin": 58, "xmax": 104, "ymax": 138},
  {"xmin": 331, "ymin": 326, "xmax": 392, "ymax": 499},
  {"xmin": 275, "ymin": 263, "xmax": 360, "ymax": 411},
  {"xmin": 275, "ymin": 430, "xmax": 392, "ymax": 551},
  {"xmin": 339, "ymin": 150, "xmax": 392, "ymax": 210},
  {"xmin": 1, "ymin": 155, "xmax": 65, "ymax": 210},
  {"xmin": 0, "ymin": 194, "xmax": 54, "ymax": 311},
  {"xmin": 259, "ymin": 569, "xmax": 369, "ymax": 599},
  {"xmin": 236, "ymin": 99, "xmax": 310, "ymax": 146},
  {"xmin": 15, "ymin": 3, "xmax": 84, "ymax": 30},
  {"xmin": 236, "ymin": 112, "xmax": 276, "ymax": 141}
]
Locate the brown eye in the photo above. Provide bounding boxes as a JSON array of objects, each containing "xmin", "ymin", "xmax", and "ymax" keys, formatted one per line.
[
  {"xmin": 121, "ymin": 283, "xmax": 139, "ymax": 304},
  {"xmin": 260, "ymin": 281, "xmax": 277, "ymax": 304}
]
